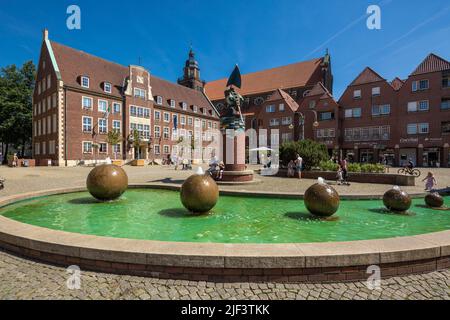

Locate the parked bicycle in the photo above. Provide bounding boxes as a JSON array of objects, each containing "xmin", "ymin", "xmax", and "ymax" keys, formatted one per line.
[{"xmin": 397, "ymin": 167, "xmax": 421, "ymax": 177}]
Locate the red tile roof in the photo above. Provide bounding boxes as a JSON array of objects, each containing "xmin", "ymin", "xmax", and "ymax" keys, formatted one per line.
[
  {"xmin": 204, "ymin": 58, "xmax": 323, "ymax": 100},
  {"xmin": 411, "ymin": 53, "xmax": 450, "ymax": 76},
  {"xmin": 349, "ymin": 67, "xmax": 385, "ymax": 86},
  {"xmin": 266, "ymin": 89, "xmax": 299, "ymax": 112},
  {"xmin": 50, "ymin": 41, "xmax": 216, "ymax": 115},
  {"xmin": 305, "ymin": 82, "xmax": 334, "ymax": 99},
  {"xmin": 390, "ymin": 77, "xmax": 405, "ymax": 91}
]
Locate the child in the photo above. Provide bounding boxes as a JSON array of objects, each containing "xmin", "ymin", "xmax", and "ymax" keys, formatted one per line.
[
  {"xmin": 336, "ymin": 166, "xmax": 344, "ymax": 185},
  {"xmin": 422, "ymin": 172, "xmax": 437, "ymax": 191}
]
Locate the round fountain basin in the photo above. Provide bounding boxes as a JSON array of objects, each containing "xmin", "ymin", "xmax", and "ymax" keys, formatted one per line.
[{"xmin": 1, "ymin": 189, "xmax": 449, "ymax": 244}]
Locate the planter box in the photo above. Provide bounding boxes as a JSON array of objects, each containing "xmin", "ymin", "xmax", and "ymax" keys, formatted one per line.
[
  {"xmin": 270, "ymin": 169, "xmax": 415, "ymax": 186},
  {"xmin": 112, "ymin": 160, "xmax": 123, "ymax": 166},
  {"xmin": 131, "ymin": 159, "xmax": 145, "ymax": 166}
]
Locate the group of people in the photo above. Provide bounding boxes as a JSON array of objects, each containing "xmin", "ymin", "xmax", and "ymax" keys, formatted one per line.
[
  {"xmin": 166, "ymin": 154, "xmax": 192, "ymax": 171},
  {"xmin": 287, "ymin": 154, "xmax": 304, "ymax": 179}
]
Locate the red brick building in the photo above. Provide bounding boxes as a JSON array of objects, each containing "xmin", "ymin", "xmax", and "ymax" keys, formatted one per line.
[
  {"xmin": 339, "ymin": 54, "xmax": 450, "ymax": 167},
  {"xmin": 32, "ymin": 30, "xmax": 219, "ymax": 166}
]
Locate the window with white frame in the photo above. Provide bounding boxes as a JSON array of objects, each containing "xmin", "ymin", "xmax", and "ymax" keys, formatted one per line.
[
  {"xmin": 35, "ymin": 142, "xmax": 40, "ymax": 155},
  {"xmin": 156, "ymin": 96, "xmax": 163, "ymax": 105},
  {"xmin": 154, "ymin": 110, "xmax": 161, "ymax": 121},
  {"xmin": 195, "ymin": 118, "xmax": 200, "ymax": 128},
  {"xmin": 83, "ymin": 141, "xmax": 93, "ymax": 153},
  {"xmin": 99, "ymin": 143, "xmax": 107, "ymax": 153},
  {"xmin": 419, "ymin": 100, "xmax": 429, "ymax": 111},
  {"xmin": 407, "ymin": 101, "xmax": 418, "ymax": 112},
  {"xmin": 372, "ymin": 87, "xmax": 380, "ymax": 96},
  {"xmin": 266, "ymin": 105, "xmax": 276, "ymax": 113},
  {"xmin": 104, "ymin": 82, "xmax": 112, "ymax": 93},
  {"xmin": 112, "ymin": 120, "xmax": 121, "ymax": 132},
  {"xmin": 418, "ymin": 123, "xmax": 429, "ymax": 134},
  {"xmin": 154, "ymin": 145, "xmax": 160, "ymax": 155},
  {"xmin": 202, "ymin": 119, "xmax": 206, "ymax": 129},
  {"xmin": 182, "ymin": 102, "xmax": 187, "ymax": 110},
  {"xmin": 188, "ymin": 117, "xmax": 193, "ymax": 126},
  {"xmin": 163, "ymin": 112, "xmax": 170, "ymax": 122},
  {"xmin": 372, "ymin": 104, "xmax": 391, "ymax": 116},
  {"xmin": 154, "ymin": 126, "xmax": 161, "ymax": 138},
  {"xmin": 81, "ymin": 76, "xmax": 89, "ymax": 88},
  {"xmin": 134, "ymin": 88, "xmax": 146, "ymax": 99},
  {"xmin": 270, "ymin": 118, "xmax": 280, "ymax": 126},
  {"xmin": 98, "ymin": 118, "xmax": 107, "ymax": 134},
  {"xmin": 193, "ymin": 105, "xmax": 198, "ymax": 113},
  {"xmin": 344, "ymin": 108, "xmax": 361, "ymax": 118},
  {"xmin": 163, "ymin": 127, "xmax": 170, "ymax": 139},
  {"xmin": 279, "ymin": 104, "xmax": 285, "ymax": 112},
  {"xmin": 49, "ymin": 140, "xmax": 55, "ymax": 155},
  {"xmin": 41, "ymin": 141, "xmax": 46, "ymax": 155},
  {"xmin": 98, "ymin": 100, "xmax": 108, "ymax": 112},
  {"xmin": 82, "ymin": 96, "xmax": 93, "ymax": 109},
  {"xmin": 170, "ymin": 100, "xmax": 176, "ymax": 108},
  {"xmin": 180, "ymin": 116, "xmax": 186, "ymax": 125},
  {"xmin": 112, "ymin": 102, "xmax": 121, "ymax": 114},
  {"xmin": 353, "ymin": 90, "xmax": 361, "ymax": 99},
  {"xmin": 412, "ymin": 79, "xmax": 429, "ymax": 92},
  {"xmin": 282, "ymin": 117, "xmax": 292, "ymax": 125},
  {"xmin": 163, "ymin": 145, "xmax": 170, "ymax": 154}
]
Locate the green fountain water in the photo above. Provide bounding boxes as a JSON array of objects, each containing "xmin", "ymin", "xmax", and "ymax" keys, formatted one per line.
[{"xmin": 1, "ymin": 189, "xmax": 449, "ymax": 243}]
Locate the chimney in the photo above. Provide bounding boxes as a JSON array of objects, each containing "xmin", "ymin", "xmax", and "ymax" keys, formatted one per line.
[{"xmin": 43, "ymin": 28, "xmax": 49, "ymax": 41}]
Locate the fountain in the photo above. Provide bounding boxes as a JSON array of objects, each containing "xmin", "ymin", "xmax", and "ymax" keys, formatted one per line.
[
  {"xmin": 86, "ymin": 164, "xmax": 128, "ymax": 201},
  {"xmin": 383, "ymin": 186, "xmax": 412, "ymax": 212},
  {"xmin": 180, "ymin": 167, "xmax": 219, "ymax": 214},
  {"xmin": 304, "ymin": 178, "xmax": 340, "ymax": 217}
]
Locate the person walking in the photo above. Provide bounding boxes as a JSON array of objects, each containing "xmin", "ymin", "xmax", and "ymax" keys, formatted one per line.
[
  {"xmin": 295, "ymin": 154, "xmax": 303, "ymax": 179},
  {"xmin": 340, "ymin": 157, "xmax": 350, "ymax": 185},
  {"xmin": 422, "ymin": 172, "xmax": 437, "ymax": 191}
]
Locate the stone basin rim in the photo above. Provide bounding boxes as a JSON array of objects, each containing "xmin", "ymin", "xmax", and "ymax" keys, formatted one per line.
[{"xmin": 0, "ymin": 186, "xmax": 448, "ymax": 272}]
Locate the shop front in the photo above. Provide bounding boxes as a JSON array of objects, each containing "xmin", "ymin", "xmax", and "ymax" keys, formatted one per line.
[
  {"xmin": 378, "ymin": 148, "xmax": 395, "ymax": 166},
  {"xmin": 422, "ymin": 147, "xmax": 441, "ymax": 168},
  {"xmin": 399, "ymin": 148, "xmax": 417, "ymax": 167}
]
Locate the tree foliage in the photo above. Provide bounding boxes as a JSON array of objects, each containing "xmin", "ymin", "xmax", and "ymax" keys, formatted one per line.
[
  {"xmin": 0, "ymin": 61, "xmax": 36, "ymax": 159},
  {"xmin": 279, "ymin": 139, "xmax": 329, "ymax": 170}
]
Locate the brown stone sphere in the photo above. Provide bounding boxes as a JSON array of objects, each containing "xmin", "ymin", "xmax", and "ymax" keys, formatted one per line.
[
  {"xmin": 180, "ymin": 173, "xmax": 219, "ymax": 214},
  {"xmin": 425, "ymin": 193, "xmax": 444, "ymax": 208},
  {"xmin": 383, "ymin": 188, "xmax": 412, "ymax": 212},
  {"xmin": 304, "ymin": 183, "xmax": 340, "ymax": 217},
  {"xmin": 86, "ymin": 164, "xmax": 128, "ymax": 201}
]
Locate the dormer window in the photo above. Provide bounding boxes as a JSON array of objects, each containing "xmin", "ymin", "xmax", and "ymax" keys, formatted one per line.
[
  {"xmin": 104, "ymin": 82, "xmax": 112, "ymax": 94},
  {"xmin": 193, "ymin": 105, "xmax": 198, "ymax": 113},
  {"xmin": 182, "ymin": 102, "xmax": 187, "ymax": 110},
  {"xmin": 170, "ymin": 100, "xmax": 176, "ymax": 108},
  {"xmin": 81, "ymin": 76, "xmax": 90, "ymax": 88},
  {"xmin": 156, "ymin": 96, "xmax": 163, "ymax": 105},
  {"xmin": 202, "ymin": 108, "xmax": 207, "ymax": 115}
]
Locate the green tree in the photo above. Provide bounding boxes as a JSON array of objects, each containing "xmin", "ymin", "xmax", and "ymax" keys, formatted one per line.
[
  {"xmin": 0, "ymin": 61, "xmax": 35, "ymax": 163},
  {"xmin": 279, "ymin": 139, "xmax": 329, "ymax": 170},
  {"xmin": 132, "ymin": 129, "xmax": 142, "ymax": 160},
  {"xmin": 106, "ymin": 129, "xmax": 122, "ymax": 160}
]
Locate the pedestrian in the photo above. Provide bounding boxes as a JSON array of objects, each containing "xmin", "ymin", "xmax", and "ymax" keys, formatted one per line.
[
  {"xmin": 422, "ymin": 172, "xmax": 437, "ymax": 191},
  {"xmin": 295, "ymin": 154, "xmax": 303, "ymax": 179},
  {"xmin": 336, "ymin": 165, "xmax": 344, "ymax": 185},
  {"xmin": 12, "ymin": 153, "xmax": 18, "ymax": 168},
  {"xmin": 172, "ymin": 154, "xmax": 178, "ymax": 170},
  {"xmin": 340, "ymin": 157, "xmax": 350, "ymax": 185}
]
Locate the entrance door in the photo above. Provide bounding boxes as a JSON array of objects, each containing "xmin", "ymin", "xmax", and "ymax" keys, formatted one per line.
[
  {"xmin": 134, "ymin": 146, "xmax": 142, "ymax": 160},
  {"xmin": 423, "ymin": 149, "xmax": 440, "ymax": 167}
]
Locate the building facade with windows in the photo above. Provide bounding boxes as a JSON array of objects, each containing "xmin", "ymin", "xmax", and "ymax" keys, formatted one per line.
[{"xmin": 32, "ymin": 30, "xmax": 219, "ymax": 166}]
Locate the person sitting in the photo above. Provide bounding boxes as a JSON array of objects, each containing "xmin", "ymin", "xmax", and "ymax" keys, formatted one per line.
[{"xmin": 407, "ymin": 159, "xmax": 414, "ymax": 170}]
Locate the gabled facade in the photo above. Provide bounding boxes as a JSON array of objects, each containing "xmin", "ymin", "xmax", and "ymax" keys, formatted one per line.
[{"xmin": 32, "ymin": 30, "xmax": 219, "ymax": 166}]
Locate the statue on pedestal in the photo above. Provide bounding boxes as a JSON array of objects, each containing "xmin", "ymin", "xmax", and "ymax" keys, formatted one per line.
[{"xmin": 220, "ymin": 65, "xmax": 245, "ymax": 132}]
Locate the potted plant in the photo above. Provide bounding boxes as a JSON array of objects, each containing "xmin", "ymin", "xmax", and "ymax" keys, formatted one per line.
[
  {"xmin": 130, "ymin": 129, "xmax": 145, "ymax": 166},
  {"xmin": 106, "ymin": 129, "xmax": 123, "ymax": 166}
]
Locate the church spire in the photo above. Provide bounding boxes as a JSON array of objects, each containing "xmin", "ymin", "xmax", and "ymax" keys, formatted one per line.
[{"xmin": 178, "ymin": 46, "xmax": 205, "ymax": 92}]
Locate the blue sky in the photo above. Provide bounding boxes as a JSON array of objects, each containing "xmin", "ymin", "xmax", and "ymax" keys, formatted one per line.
[{"xmin": 0, "ymin": 0, "xmax": 449, "ymax": 97}]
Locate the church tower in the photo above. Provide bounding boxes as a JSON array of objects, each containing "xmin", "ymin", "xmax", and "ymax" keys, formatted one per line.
[
  {"xmin": 321, "ymin": 49, "xmax": 334, "ymax": 94},
  {"xmin": 178, "ymin": 47, "xmax": 205, "ymax": 91}
]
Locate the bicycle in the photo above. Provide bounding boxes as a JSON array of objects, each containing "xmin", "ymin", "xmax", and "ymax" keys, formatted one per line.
[{"xmin": 397, "ymin": 167, "xmax": 421, "ymax": 177}]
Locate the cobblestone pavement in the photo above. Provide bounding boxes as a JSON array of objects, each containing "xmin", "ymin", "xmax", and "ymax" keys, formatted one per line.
[{"xmin": 0, "ymin": 250, "xmax": 449, "ymax": 300}]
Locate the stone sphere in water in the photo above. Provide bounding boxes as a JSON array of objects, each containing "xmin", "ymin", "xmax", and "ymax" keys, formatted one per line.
[
  {"xmin": 425, "ymin": 193, "xmax": 444, "ymax": 208},
  {"xmin": 304, "ymin": 182, "xmax": 340, "ymax": 217},
  {"xmin": 383, "ymin": 188, "xmax": 411, "ymax": 212},
  {"xmin": 86, "ymin": 164, "xmax": 128, "ymax": 201},
  {"xmin": 180, "ymin": 172, "xmax": 219, "ymax": 214}
]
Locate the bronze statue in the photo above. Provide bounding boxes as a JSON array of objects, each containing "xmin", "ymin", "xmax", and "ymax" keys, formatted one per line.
[{"xmin": 220, "ymin": 65, "xmax": 245, "ymax": 132}]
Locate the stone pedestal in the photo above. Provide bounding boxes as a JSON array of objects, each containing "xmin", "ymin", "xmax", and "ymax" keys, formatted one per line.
[{"xmin": 221, "ymin": 130, "xmax": 254, "ymax": 182}]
